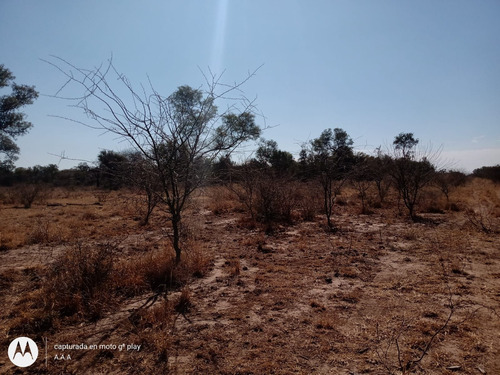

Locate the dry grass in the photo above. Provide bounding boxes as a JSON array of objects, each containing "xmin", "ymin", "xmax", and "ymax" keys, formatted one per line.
[
  {"xmin": 206, "ymin": 185, "xmax": 241, "ymax": 215},
  {"xmin": 0, "ymin": 179, "xmax": 499, "ymax": 374},
  {"xmin": 0, "ymin": 188, "xmax": 164, "ymax": 249}
]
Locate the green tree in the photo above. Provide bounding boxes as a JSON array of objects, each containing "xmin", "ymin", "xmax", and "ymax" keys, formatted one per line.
[
  {"xmin": 0, "ymin": 65, "xmax": 38, "ymax": 169},
  {"xmin": 472, "ymin": 165, "xmax": 500, "ymax": 183},
  {"xmin": 390, "ymin": 133, "xmax": 436, "ymax": 220},
  {"xmin": 97, "ymin": 150, "xmax": 128, "ymax": 190},
  {"xmin": 304, "ymin": 128, "xmax": 354, "ymax": 229},
  {"xmin": 256, "ymin": 138, "xmax": 295, "ymax": 175},
  {"xmin": 393, "ymin": 132, "xmax": 419, "ymax": 159},
  {"xmin": 50, "ymin": 57, "xmax": 261, "ymax": 262}
]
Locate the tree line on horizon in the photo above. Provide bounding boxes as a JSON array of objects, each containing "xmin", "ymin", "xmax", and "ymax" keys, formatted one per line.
[{"xmin": 1, "ymin": 138, "xmax": 498, "ymax": 189}]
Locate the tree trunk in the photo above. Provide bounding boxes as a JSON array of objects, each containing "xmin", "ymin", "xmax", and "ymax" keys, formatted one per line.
[{"xmin": 172, "ymin": 214, "xmax": 182, "ymax": 263}]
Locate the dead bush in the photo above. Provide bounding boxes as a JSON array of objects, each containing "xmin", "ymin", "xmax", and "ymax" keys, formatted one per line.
[
  {"xmin": 0, "ymin": 187, "xmax": 16, "ymax": 205},
  {"xmin": 374, "ymin": 301, "xmax": 456, "ymax": 375},
  {"xmin": 256, "ymin": 176, "xmax": 295, "ymax": 226},
  {"xmin": 16, "ymin": 183, "xmax": 47, "ymax": 208},
  {"xmin": 42, "ymin": 242, "xmax": 116, "ymax": 321},
  {"xmin": 7, "ymin": 299, "xmax": 55, "ymax": 335},
  {"xmin": 25, "ymin": 218, "xmax": 51, "ymax": 244},
  {"xmin": 295, "ymin": 183, "xmax": 322, "ymax": 221},
  {"xmin": 208, "ymin": 185, "xmax": 238, "ymax": 215},
  {"xmin": 420, "ymin": 189, "xmax": 446, "ymax": 214},
  {"xmin": 0, "ymin": 234, "xmax": 12, "ymax": 251},
  {"xmin": 465, "ymin": 203, "xmax": 498, "ymax": 234},
  {"xmin": 113, "ymin": 240, "xmax": 210, "ymax": 297},
  {"xmin": 174, "ymin": 288, "xmax": 192, "ymax": 315},
  {"xmin": 81, "ymin": 210, "xmax": 98, "ymax": 221},
  {"xmin": 132, "ymin": 299, "xmax": 173, "ymax": 367},
  {"xmin": 227, "ymin": 258, "xmax": 241, "ymax": 277},
  {"xmin": 93, "ymin": 190, "xmax": 109, "ymax": 204}
]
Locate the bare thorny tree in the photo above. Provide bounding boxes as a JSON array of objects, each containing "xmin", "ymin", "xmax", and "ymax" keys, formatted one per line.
[{"xmin": 46, "ymin": 56, "xmax": 262, "ymax": 263}]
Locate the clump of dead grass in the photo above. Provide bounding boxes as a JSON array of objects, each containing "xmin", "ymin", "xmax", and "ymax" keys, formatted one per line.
[
  {"xmin": 464, "ymin": 203, "xmax": 498, "ymax": 234},
  {"xmin": 16, "ymin": 183, "xmax": 49, "ymax": 208},
  {"xmin": 41, "ymin": 242, "xmax": 116, "ymax": 321},
  {"xmin": 207, "ymin": 185, "xmax": 239, "ymax": 215},
  {"xmin": 0, "ymin": 186, "xmax": 17, "ymax": 205},
  {"xmin": 128, "ymin": 298, "xmax": 174, "ymax": 368},
  {"xmin": 128, "ymin": 289, "xmax": 194, "ymax": 369},
  {"xmin": 174, "ymin": 288, "xmax": 193, "ymax": 315},
  {"xmin": 294, "ymin": 183, "xmax": 322, "ymax": 221},
  {"xmin": 226, "ymin": 258, "xmax": 241, "ymax": 278},
  {"xmin": 25, "ymin": 218, "xmax": 52, "ymax": 244},
  {"xmin": 0, "ymin": 232, "xmax": 14, "ymax": 251},
  {"xmin": 114, "ymin": 240, "xmax": 211, "ymax": 297},
  {"xmin": 5, "ymin": 239, "xmax": 210, "ymax": 337}
]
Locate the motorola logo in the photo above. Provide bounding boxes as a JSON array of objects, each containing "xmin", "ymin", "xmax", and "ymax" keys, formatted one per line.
[{"xmin": 8, "ymin": 337, "xmax": 38, "ymax": 367}]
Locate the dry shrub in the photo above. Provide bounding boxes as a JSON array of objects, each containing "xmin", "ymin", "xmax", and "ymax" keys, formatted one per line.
[
  {"xmin": 230, "ymin": 172, "xmax": 298, "ymax": 226},
  {"xmin": 295, "ymin": 183, "xmax": 322, "ymax": 221},
  {"xmin": 179, "ymin": 217, "xmax": 204, "ymax": 242},
  {"xmin": 133, "ymin": 299, "xmax": 173, "ymax": 366},
  {"xmin": 207, "ymin": 185, "xmax": 238, "ymax": 215},
  {"xmin": 25, "ymin": 218, "xmax": 51, "ymax": 244},
  {"xmin": 315, "ymin": 314, "xmax": 338, "ymax": 330},
  {"xmin": 176, "ymin": 241, "xmax": 211, "ymax": 281},
  {"xmin": 227, "ymin": 258, "xmax": 241, "ymax": 277},
  {"xmin": 93, "ymin": 190, "xmax": 109, "ymax": 204},
  {"xmin": 0, "ymin": 186, "xmax": 17, "ymax": 205},
  {"xmin": 336, "ymin": 288, "xmax": 362, "ymax": 304},
  {"xmin": 0, "ymin": 232, "xmax": 14, "ymax": 251},
  {"xmin": 402, "ymin": 227, "xmax": 422, "ymax": 241},
  {"xmin": 0, "ymin": 269, "xmax": 19, "ymax": 289},
  {"xmin": 256, "ymin": 177, "xmax": 295, "ymax": 226},
  {"xmin": 39, "ymin": 239, "xmax": 207, "ymax": 324},
  {"xmin": 453, "ymin": 177, "xmax": 499, "ymax": 207},
  {"xmin": 421, "ymin": 189, "xmax": 446, "ymax": 214},
  {"xmin": 465, "ymin": 203, "xmax": 498, "ymax": 234},
  {"xmin": 7, "ymin": 300, "xmax": 55, "ymax": 335},
  {"xmin": 114, "ymin": 241, "xmax": 210, "ymax": 296},
  {"xmin": 16, "ymin": 183, "xmax": 48, "ymax": 208},
  {"xmin": 114, "ymin": 249, "xmax": 177, "ymax": 296},
  {"xmin": 336, "ymin": 266, "xmax": 359, "ymax": 279},
  {"xmin": 6, "ymin": 267, "xmax": 55, "ymax": 335},
  {"xmin": 131, "ymin": 290, "xmax": 195, "ymax": 368},
  {"xmin": 373, "ymin": 303, "xmax": 457, "ymax": 375},
  {"xmin": 184, "ymin": 241, "xmax": 212, "ymax": 278},
  {"xmin": 448, "ymin": 202, "xmax": 461, "ymax": 212},
  {"xmin": 241, "ymin": 232, "xmax": 266, "ymax": 248},
  {"xmin": 174, "ymin": 288, "xmax": 192, "ymax": 315},
  {"xmin": 42, "ymin": 242, "xmax": 116, "ymax": 321},
  {"xmin": 81, "ymin": 210, "xmax": 98, "ymax": 221}
]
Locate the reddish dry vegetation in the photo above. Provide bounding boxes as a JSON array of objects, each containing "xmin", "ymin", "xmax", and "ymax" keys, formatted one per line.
[{"xmin": 0, "ymin": 179, "xmax": 499, "ymax": 374}]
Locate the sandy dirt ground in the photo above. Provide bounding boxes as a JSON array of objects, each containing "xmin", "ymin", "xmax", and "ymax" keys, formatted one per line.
[{"xmin": 0, "ymin": 186, "xmax": 499, "ymax": 374}]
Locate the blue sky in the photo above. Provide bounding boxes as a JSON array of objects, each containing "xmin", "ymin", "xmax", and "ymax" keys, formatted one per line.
[{"xmin": 1, "ymin": 0, "xmax": 499, "ymax": 172}]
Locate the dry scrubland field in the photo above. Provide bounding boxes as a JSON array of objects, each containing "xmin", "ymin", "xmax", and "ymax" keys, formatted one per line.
[{"xmin": 0, "ymin": 179, "xmax": 499, "ymax": 374}]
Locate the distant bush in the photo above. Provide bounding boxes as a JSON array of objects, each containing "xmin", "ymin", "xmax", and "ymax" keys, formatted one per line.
[
  {"xmin": 16, "ymin": 183, "xmax": 47, "ymax": 208},
  {"xmin": 472, "ymin": 165, "xmax": 500, "ymax": 183},
  {"xmin": 256, "ymin": 176, "xmax": 295, "ymax": 226},
  {"xmin": 434, "ymin": 170, "xmax": 467, "ymax": 204}
]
